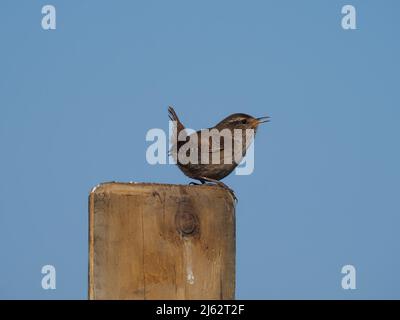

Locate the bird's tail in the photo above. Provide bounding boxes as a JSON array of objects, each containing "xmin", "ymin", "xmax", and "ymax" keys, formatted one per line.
[
  {"xmin": 168, "ymin": 106, "xmax": 185, "ymax": 158},
  {"xmin": 168, "ymin": 106, "xmax": 185, "ymax": 132},
  {"xmin": 168, "ymin": 106, "xmax": 181, "ymax": 123}
]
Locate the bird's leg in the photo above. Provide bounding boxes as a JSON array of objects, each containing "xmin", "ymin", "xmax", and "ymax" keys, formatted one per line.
[{"xmin": 198, "ymin": 176, "xmax": 238, "ymax": 203}]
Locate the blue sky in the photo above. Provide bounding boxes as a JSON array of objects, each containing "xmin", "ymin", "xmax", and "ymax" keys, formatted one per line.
[{"xmin": 0, "ymin": 0, "xmax": 399, "ymax": 299}]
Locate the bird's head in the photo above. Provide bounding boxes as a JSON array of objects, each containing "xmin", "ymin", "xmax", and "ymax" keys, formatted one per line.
[{"xmin": 215, "ymin": 113, "xmax": 270, "ymax": 131}]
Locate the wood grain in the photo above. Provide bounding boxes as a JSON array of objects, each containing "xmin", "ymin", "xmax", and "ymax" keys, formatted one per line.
[{"xmin": 88, "ymin": 182, "xmax": 235, "ymax": 300}]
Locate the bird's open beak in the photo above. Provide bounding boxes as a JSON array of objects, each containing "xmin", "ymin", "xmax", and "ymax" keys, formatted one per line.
[{"xmin": 256, "ymin": 116, "xmax": 271, "ymax": 124}]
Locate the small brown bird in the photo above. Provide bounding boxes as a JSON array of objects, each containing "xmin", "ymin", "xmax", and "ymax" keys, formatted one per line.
[{"xmin": 168, "ymin": 106, "xmax": 269, "ymax": 201}]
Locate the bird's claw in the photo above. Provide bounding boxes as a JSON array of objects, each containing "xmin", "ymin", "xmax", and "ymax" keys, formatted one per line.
[
  {"xmin": 189, "ymin": 181, "xmax": 201, "ymax": 186},
  {"xmin": 196, "ymin": 177, "xmax": 238, "ymax": 203},
  {"xmin": 221, "ymin": 185, "xmax": 238, "ymax": 203}
]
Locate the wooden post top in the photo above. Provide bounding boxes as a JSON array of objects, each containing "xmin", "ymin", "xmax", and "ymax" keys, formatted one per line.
[{"xmin": 89, "ymin": 182, "xmax": 236, "ymax": 300}]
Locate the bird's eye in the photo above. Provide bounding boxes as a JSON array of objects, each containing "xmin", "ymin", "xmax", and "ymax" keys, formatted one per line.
[{"xmin": 240, "ymin": 119, "xmax": 247, "ymax": 124}]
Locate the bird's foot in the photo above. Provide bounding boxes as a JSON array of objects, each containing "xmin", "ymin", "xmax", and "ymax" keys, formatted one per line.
[
  {"xmin": 198, "ymin": 176, "xmax": 238, "ymax": 203},
  {"xmin": 218, "ymin": 183, "xmax": 238, "ymax": 203},
  {"xmin": 189, "ymin": 181, "xmax": 201, "ymax": 186}
]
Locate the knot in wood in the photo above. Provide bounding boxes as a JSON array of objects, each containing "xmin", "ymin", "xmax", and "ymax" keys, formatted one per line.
[{"xmin": 176, "ymin": 211, "xmax": 199, "ymax": 236}]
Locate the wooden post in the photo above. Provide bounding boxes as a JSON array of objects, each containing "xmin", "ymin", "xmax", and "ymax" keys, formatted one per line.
[{"xmin": 88, "ymin": 182, "xmax": 235, "ymax": 300}]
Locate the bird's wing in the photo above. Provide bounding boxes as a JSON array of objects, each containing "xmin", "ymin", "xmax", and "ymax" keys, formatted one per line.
[
  {"xmin": 197, "ymin": 130, "xmax": 247, "ymax": 164},
  {"xmin": 171, "ymin": 125, "xmax": 254, "ymax": 164}
]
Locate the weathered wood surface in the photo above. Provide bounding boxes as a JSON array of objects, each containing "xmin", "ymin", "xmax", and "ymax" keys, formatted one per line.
[{"xmin": 88, "ymin": 182, "xmax": 235, "ymax": 300}]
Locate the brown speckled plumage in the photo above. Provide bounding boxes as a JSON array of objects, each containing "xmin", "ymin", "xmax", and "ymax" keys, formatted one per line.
[{"xmin": 168, "ymin": 106, "xmax": 269, "ymax": 201}]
